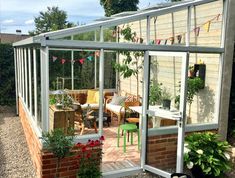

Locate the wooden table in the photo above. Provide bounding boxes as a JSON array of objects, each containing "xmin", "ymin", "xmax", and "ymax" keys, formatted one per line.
[{"xmin": 49, "ymin": 105, "xmax": 75, "ymax": 134}]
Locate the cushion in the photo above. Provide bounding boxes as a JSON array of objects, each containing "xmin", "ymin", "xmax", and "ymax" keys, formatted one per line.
[
  {"xmin": 106, "ymin": 103, "xmax": 125, "ymax": 113},
  {"xmin": 81, "ymin": 103, "xmax": 99, "ymax": 110},
  {"xmin": 87, "ymin": 90, "xmax": 97, "ymax": 104},
  {"xmin": 94, "ymin": 91, "xmax": 100, "ymax": 103},
  {"xmin": 75, "ymin": 93, "xmax": 87, "ymax": 105},
  {"xmin": 110, "ymin": 93, "xmax": 126, "ymax": 105}
]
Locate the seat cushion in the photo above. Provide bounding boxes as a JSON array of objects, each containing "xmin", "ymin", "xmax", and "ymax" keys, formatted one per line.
[
  {"xmin": 87, "ymin": 90, "xmax": 97, "ymax": 104},
  {"xmin": 106, "ymin": 103, "xmax": 125, "ymax": 114},
  {"xmin": 81, "ymin": 103, "xmax": 99, "ymax": 110},
  {"xmin": 110, "ymin": 93, "xmax": 126, "ymax": 105}
]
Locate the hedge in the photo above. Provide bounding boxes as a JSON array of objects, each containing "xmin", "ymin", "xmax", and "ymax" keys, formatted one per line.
[{"xmin": 0, "ymin": 43, "xmax": 15, "ymax": 105}]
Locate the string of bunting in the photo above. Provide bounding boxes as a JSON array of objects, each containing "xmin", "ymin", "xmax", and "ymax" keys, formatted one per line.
[
  {"xmin": 151, "ymin": 13, "xmax": 221, "ymax": 45},
  {"xmin": 112, "ymin": 13, "xmax": 221, "ymax": 45},
  {"xmin": 51, "ymin": 51, "xmax": 100, "ymax": 65}
]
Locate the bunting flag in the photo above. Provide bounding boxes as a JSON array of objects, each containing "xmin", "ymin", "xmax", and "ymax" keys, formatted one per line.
[
  {"xmin": 112, "ymin": 30, "xmax": 116, "ymax": 38},
  {"xmin": 169, "ymin": 37, "xmax": 174, "ymax": 45},
  {"xmin": 156, "ymin": 39, "xmax": 161, "ymax": 45},
  {"xmin": 79, "ymin": 58, "xmax": 85, "ymax": 64},
  {"xmin": 194, "ymin": 27, "xmax": 200, "ymax": 36},
  {"xmin": 177, "ymin": 35, "xmax": 182, "ymax": 44},
  {"xmin": 203, "ymin": 21, "xmax": 211, "ymax": 32},
  {"xmin": 61, "ymin": 59, "xmax": 66, "ymax": 64},
  {"xmin": 95, "ymin": 51, "xmax": 100, "ymax": 57},
  {"xmin": 139, "ymin": 38, "xmax": 144, "ymax": 44},
  {"xmin": 52, "ymin": 56, "xmax": 57, "ymax": 62},
  {"xmin": 164, "ymin": 39, "xmax": 168, "ymax": 45},
  {"xmin": 154, "ymin": 17, "xmax": 157, "ymax": 24},
  {"xmin": 87, "ymin": 56, "xmax": 93, "ymax": 61},
  {"xmin": 216, "ymin": 14, "xmax": 221, "ymax": 21}
]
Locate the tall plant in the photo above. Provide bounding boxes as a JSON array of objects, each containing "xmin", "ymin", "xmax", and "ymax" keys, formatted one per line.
[
  {"xmin": 187, "ymin": 77, "xmax": 204, "ymax": 118},
  {"xmin": 114, "ymin": 26, "xmax": 144, "ymax": 96}
]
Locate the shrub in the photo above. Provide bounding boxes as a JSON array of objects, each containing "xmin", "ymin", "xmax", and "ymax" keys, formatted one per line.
[{"xmin": 184, "ymin": 132, "xmax": 231, "ymax": 177}]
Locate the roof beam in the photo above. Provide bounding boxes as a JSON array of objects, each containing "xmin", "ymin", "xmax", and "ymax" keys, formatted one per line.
[
  {"xmin": 45, "ymin": 39, "xmax": 224, "ymax": 53},
  {"xmin": 42, "ymin": 0, "xmax": 218, "ymax": 40}
]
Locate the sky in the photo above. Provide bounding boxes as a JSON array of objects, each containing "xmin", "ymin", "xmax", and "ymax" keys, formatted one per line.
[{"xmin": 0, "ymin": 0, "xmax": 165, "ymax": 34}]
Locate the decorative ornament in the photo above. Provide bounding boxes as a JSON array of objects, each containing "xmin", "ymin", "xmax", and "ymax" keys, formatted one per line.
[
  {"xmin": 87, "ymin": 56, "xmax": 93, "ymax": 61},
  {"xmin": 194, "ymin": 27, "xmax": 200, "ymax": 36},
  {"xmin": 169, "ymin": 37, "xmax": 174, "ymax": 45},
  {"xmin": 95, "ymin": 51, "xmax": 100, "ymax": 57},
  {"xmin": 203, "ymin": 21, "xmax": 211, "ymax": 32},
  {"xmin": 164, "ymin": 39, "xmax": 168, "ymax": 45},
  {"xmin": 79, "ymin": 58, "xmax": 85, "ymax": 64},
  {"xmin": 139, "ymin": 38, "xmax": 144, "ymax": 44},
  {"xmin": 177, "ymin": 35, "xmax": 182, "ymax": 44},
  {"xmin": 155, "ymin": 39, "xmax": 161, "ymax": 45}
]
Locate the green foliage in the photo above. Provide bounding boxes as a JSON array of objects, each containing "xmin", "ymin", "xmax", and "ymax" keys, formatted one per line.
[
  {"xmin": 29, "ymin": 6, "xmax": 74, "ymax": 35},
  {"xmin": 184, "ymin": 132, "xmax": 231, "ymax": 177},
  {"xmin": 0, "ymin": 44, "xmax": 15, "ymax": 105},
  {"xmin": 149, "ymin": 82, "xmax": 162, "ymax": 105},
  {"xmin": 41, "ymin": 129, "xmax": 74, "ymax": 159},
  {"xmin": 100, "ymin": 0, "xmax": 139, "ymax": 17},
  {"xmin": 161, "ymin": 87, "xmax": 172, "ymax": 100},
  {"xmin": 187, "ymin": 77, "xmax": 204, "ymax": 104},
  {"xmin": 113, "ymin": 26, "xmax": 144, "ymax": 96}
]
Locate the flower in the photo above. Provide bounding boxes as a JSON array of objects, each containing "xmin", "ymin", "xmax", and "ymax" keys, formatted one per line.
[
  {"xmin": 100, "ymin": 136, "xmax": 105, "ymax": 141},
  {"xmin": 89, "ymin": 140, "xmax": 95, "ymax": 147},
  {"xmin": 82, "ymin": 146, "xmax": 87, "ymax": 152},
  {"xmin": 187, "ymin": 161, "xmax": 194, "ymax": 169},
  {"xmin": 224, "ymin": 152, "xmax": 231, "ymax": 160},
  {"xmin": 184, "ymin": 147, "xmax": 191, "ymax": 154},
  {"xmin": 95, "ymin": 140, "xmax": 101, "ymax": 146},
  {"xmin": 196, "ymin": 149, "xmax": 203, "ymax": 155},
  {"xmin": 75, "ymin": 142, "xmax": 82, "ymax": 148}
]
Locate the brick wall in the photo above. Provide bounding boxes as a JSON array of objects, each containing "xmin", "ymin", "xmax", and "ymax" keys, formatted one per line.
[
  {"xmin": 19, "ymin": 99, "xmax": 102, "ymax": 178},
  {"xmin": 19, "ymin": 99, "xmax": 42, "ymax": 177},
  {"xmin": 146, "ymin": 130, "xmax": 218, "ymax": 170}
]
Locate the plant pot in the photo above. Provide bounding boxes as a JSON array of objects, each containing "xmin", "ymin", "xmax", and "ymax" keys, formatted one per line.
[
  {"xmin": 162, "ymin": 99, "xmax": 171, "ymax": 110},
  {"xmin": 191, "ymin": 166, "xmax": 212, "ymax": 178}
]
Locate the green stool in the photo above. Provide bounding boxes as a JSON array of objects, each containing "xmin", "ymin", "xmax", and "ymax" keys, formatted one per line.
[{"xmin": 117, "ymin": 123, "xmax": 140, "ymax": 153}]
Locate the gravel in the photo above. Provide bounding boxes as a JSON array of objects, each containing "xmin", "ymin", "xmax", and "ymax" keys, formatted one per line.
[{"xmin": 0, "ymin": 110, "xmax": 36, "ymax": 178}]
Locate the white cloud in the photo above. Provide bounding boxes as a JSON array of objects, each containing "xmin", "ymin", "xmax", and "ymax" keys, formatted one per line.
[
  {"xmin": 25, "ymin": 19, "xmax": 34, "ymax": 25},
  {"xmin": 2, "ymin": 19, "xmax": 14, "ymax": 24}
]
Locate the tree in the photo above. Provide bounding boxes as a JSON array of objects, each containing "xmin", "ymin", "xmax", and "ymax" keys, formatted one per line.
[
  {"xmin": 29, "ymin": 6, "xmax": 74, "ymax": 35},
  {"xmin": 100, "ymin": 0, "xmax": 139, "ymax": 17}
]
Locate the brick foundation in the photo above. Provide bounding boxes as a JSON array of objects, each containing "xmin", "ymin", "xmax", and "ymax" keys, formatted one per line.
[
  {"xmin": 146, "ymin": 130, "xmax": 218, "ymax": 170},
  {"xmin": 19, "ymin": 99, "xmax": 101, "ymax": 178}
]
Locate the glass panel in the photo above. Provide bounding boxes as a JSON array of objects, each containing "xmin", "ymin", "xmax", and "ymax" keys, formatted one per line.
[
  {"xmin": 31, "ymin": 49, "xmax": 35, "ymax": 116},
  {"xmin": 187, "ymin": 53, "xmax": 220, "ymax": 124},
  {"xmin": 36, "ymin": 49, "xmax": 42, "ymax": 128}
]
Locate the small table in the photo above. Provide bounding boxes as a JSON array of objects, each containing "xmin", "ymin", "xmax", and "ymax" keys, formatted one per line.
[
  {"xmin": 90, "ymin": 111, "xmax": 110, "ymax": 127},
  {"xmin": 129, "ymin": 105, "xmax": 180, "ymax": 128}
]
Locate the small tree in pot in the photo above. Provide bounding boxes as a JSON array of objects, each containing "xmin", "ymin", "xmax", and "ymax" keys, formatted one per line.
[{"xmin": 161, "ymin": 87, "xmax": 172, "ymax": 110}]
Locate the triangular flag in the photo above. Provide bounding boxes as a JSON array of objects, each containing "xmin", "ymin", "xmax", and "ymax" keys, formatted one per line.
[
  {"xmin": 194, "ymin": 27, "xmax": 200, "ymax": 36},
  {"xmin": 177, "ymin": 35, "xmax": 182, "ymax": 44},
  {"xmin": 95, "ymin": 51, "xmax": 100, "ymax": 57},
  {"xmin": 139, "ymin": 38, "xmax": 144, "ymax": 44},
  {"xmin": 203, "ymin": 21, "xmax": 211, "ymax": 32},
  {"xmin": 169, "ymin": 37, "xmax": 174, "ymax": 45},
  {"xmin": 87, "ymin": 56, "xmax": 93, "ymax": 61},
  {"xmin": 79, "ymin": 58, "xmax": 85, "ymax": 64},
  {"xmin": 164, "ymin": 39, "xmax": 168, "ymax": 45},
  {"xmin": 52, "ymin": 56, "xmax": 57, "ymax": 62},
  {"xmin": 216, "ymin": 14, "xmax": 221, "ymax": 21},
  {"xmin": 112, "ymin": 30, "xmax": 116, "ymax": 38},
  {"xmin": 155, "ymin": 39, "xmax": 161, "ymax": 45},
  {"xmin": 154, "ymin": 17, "xmax": 157, "ymax": 24},
  {"xmin": 61, "ymin": 59, "xmax": 66, "ymax": 64}
]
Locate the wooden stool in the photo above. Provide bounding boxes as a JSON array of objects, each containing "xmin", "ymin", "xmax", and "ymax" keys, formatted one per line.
[{"xmin": 117, "ymin": 123, "xmax": 140, "ymax": 153}]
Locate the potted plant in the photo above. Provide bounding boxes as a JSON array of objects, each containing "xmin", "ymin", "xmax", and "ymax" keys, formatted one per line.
[
  {"xmin": 149, "ymin": 81, "xmax": 162, "ymax": 105},
  {"xmin": 161, "ymin": 87, "xmax": 172, "ymax": 110},
  {"xmin": 187, "ymin": 77, "xmax": 204, "ymax": 120},
  {"xmin": 188, "ymin": 65, "xmax": 194, "ymax": 78},
  {"xmin": 184, "ymin": 132, "xmax": 231, "ymax": 178}
]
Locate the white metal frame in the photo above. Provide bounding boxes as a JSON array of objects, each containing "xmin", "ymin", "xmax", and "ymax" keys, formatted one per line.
[{"xmin": 13, "ymin": 0, "xmax": 227, "ymax": 177}]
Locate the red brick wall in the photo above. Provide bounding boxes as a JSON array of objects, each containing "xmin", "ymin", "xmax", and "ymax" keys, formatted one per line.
[
  {"xmin": 146, "ymin": 130, "xmax": 218, "ymax": 170},
  {"xmin": 19, "ymin": 99, "xmax": 42, "ymax": 177},
  {"xmin": 19, "ymin": 99, "xmax": 102, "ymax": 178}
]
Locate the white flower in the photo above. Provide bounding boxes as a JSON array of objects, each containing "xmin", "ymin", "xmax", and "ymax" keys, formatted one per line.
[
  {"xmin": 187, "ymin": 161, "xmax": 194, "ymax": 169},
  {"xmin": 224, "ymin": 152, "xmax": 231, "ymax": 160},
  {"xmin": 184, "ymin": 147, "xmax": 191, "ymax": 154},
  {"xmin": 184, "ymin": 143, "xmax": 189, "ymax": 147},
  {"xmin": 196, "ymin": 149, "xmax": 203, "ymax": 155}
]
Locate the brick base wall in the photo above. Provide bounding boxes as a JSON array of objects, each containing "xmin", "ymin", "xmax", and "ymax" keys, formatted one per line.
[
  {"xmin": 146, "ymin": 130, "xmax": 218, "ymax": 170},
  {"xmin": 19, "ymin": 99, "xmax": 102, "ymax": 178}
]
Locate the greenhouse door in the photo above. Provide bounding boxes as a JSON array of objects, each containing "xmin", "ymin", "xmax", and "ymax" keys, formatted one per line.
[{"xmin": 141, "ymin": 51, "xmax": 188, "ymax": 178}]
